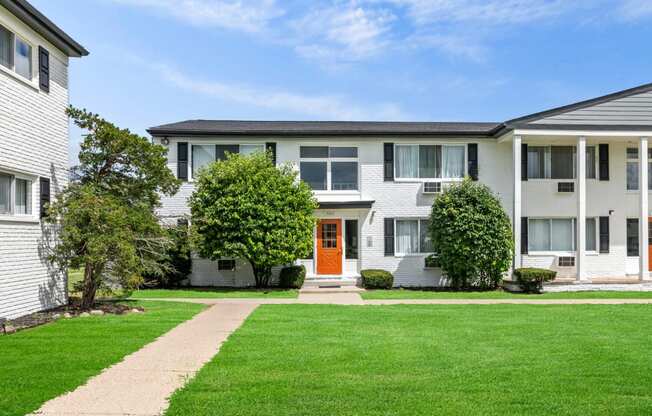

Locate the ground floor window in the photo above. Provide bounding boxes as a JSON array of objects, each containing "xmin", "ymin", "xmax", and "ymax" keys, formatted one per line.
[
  {"xmin": 218, "ymin": 259, "xmax": 236, "ymax": 271},
  {"xmin": 395, "ymin": 219, "xmax": 432, "ymax": 255},
  {"xmin": 0, "ymin": 172, "xmax": 32, "ymax": 215},
  {"xmin": 528, "ymin": 218, "xmax": 596, "ymax": 252}
]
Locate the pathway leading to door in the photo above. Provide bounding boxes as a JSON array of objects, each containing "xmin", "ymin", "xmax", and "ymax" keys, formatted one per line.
[{"xmin": 31, "ymin": 303, "xmax": 257, "ymax": 416}]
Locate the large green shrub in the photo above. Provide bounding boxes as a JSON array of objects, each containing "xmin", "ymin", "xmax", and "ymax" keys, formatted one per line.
[
  {"xmin": 279, "ymin": 265, "xmax": 306, "ymax": 289},
  {"xmin": 430, "ymin": 179, "xmax": 513, "ymax": 290},
  {"xmin": 144, "ymin": 222, "xmax": 192, "ymax": 288},
  {"xmin": 360, "ymin": 269, "xmax": 394, "ymax": 289},
  {"xmin": 514, "ymin": 268, "xmax": 557, "ymax": 293}
]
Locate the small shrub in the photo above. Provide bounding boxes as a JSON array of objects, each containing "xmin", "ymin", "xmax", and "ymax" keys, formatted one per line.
[
  {"xmin": 514, "ymin": 268, "xmax": 557, "ymax": 293},
  {"xmin": 279, "ymin": 265, "xmax": 306, "ymax": 289},
  {"xmin": 424, "ymin": 254, "xmax": 440, "ymax": 268},
  {"xmin": 360, "ymin": 269, "xmax": 394, "ymax": 289}
]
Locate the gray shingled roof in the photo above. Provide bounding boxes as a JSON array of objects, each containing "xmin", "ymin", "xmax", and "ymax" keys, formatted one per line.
[
  {"xmin": 0, "ymin": 0, "xmax": 88, "ymax": 57},
  {"xmin": 147, "ymin": 120, "xmax": 502, "ymax": 137}
]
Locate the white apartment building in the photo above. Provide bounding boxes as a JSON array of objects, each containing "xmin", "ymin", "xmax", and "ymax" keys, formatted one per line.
[
  {"xmin": 0, "ymin": 0, "xmax": 87, "ymax": 318},
  {"xmin": 150, "ymin": 83, "xmax": 652, "ymax": 288}
]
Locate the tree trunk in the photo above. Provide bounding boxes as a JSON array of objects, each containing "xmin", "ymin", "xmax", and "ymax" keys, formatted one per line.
[
  {"xmin": 81, "ymin": 262, "xmax": 98, "ymax": 309},
  {"xmin": 250, "ymin": 261, "xmax": 272, "ymax": 288}
]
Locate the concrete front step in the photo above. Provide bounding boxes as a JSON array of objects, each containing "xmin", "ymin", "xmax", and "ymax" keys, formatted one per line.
[
  {"xmin": 300, "ymin": 286, "xmax": 366, "ymax": 294},
  {"xmin": 303, "ymin": 278, "xmax": 359, "ymax": 288}
]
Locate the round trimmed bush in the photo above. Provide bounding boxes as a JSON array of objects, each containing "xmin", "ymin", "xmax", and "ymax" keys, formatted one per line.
[
  {"xmin": 514, "ymin": 268, "xmax": 557, "ymax": 293},
  {"xmin": 279, "ymin": 265, "xmax": 306, "ymax": 289},
  {"xmin": 360, "ymin": 269, "xmax": 393, "ymax": 289}
]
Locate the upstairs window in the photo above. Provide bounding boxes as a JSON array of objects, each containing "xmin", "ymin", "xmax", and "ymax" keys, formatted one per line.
[
  {"xmin": 300, "ymin": 146, "xmax": 358, "ymax": 191},
  {"xmin": 626, "ymin": 148, "xmax": 652, "ymax": 191},
  {"xmin": 527, "ymin": 146, "xmax": 595, "ymax": 179},
  {"xmin": 0, "ymin": 25, "xmax": 32, "ymax": 80},
  {"xmin": 191, "ymin": 143, "xmax": 264, "ymax": 177},
  {"xmin": 395, "ymin": 144, "xmax": 464, "ymax": 180}
]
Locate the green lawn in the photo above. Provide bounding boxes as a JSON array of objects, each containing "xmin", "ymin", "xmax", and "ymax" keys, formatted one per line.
[
  {"xmin": 129, "ymin": 287, "xmax": 298, "ymax": 299},
  {"xmin": 167, "ymin": 304, "xmax": 652, "ymax": 415},
  {"xmin": 362, "ymin": 289, "xmax": 652, "ymax": 300},
  {"xmin": 0, "ymin": 300, "xmax": 206, "ymax": 416}
]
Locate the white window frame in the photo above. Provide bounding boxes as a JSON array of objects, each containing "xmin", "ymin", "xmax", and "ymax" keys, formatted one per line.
[
  {"xmin": 0, "ymin": 170, "xmax": 36, "ymax": 221},
  {"xmin": 394, "ymin": 218, "xmax": 434, "ymax": 257},
  {"xmin": 299, "ymin": 146, "xmax": 359, "ymax": 193},
  {"xmin": 188, "ymin": 142, "xmax": 265, "ymax": 181},
  {"xmin": 393, "ymin": 143, "xmax": 467, "ymax": 182},
  {"xmin": 0, "ymin": 23, "xmax": 35, "ymax": 83},
  {"xmin": 526, "ymin": 145, "xmax": 596, "ymax": 180},
  {"xmin": 625, "ymin": 147, "xmax": 652, "ymax": 192},
  {"xmin": 527, "ymin": 217, "xmax": 598, "ymax": 255}
]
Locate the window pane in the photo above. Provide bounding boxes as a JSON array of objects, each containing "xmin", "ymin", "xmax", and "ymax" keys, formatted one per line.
[
  {"xmin": 14, "ymin": 36, "xmax": 31, "ymax": 79},
  {"xmin": 395, "ymin": 145, "xmax": 418, "ymax": 178},
  {"xmin": 345, "ymin": 219, "xmax": 358, "ymax": 259},
  {"xmin": 215, "ymin": 144, "xmax": 238, "ymax": 161},
  {"xmin": 627, "ymin": 148, "xmax": 638, "ymax": 159},
  {"xmin": 627, "ymin": 218, "xmax": 639, "ymax": 257},
  {"xmin": 0, "ymin": 25, "xmax": 12, "ymax": 69},
  {"xmin": 419, "ymin": 145, "xmax": 440, "ymax": 178},
  {"xmin": 396, "ymin": 220, "xmax": 418, "ymax": 254},
  {"xmin": 300, "ymin": 146, "xmax": 329, "ymax": 158},
  {"xmin": 419, "ymin": 219, "xmax": 434, "ymax": 253},
  {"xmin": 322, "ymin": 223, "xmax": 337, "ymax": 248},
  {"xmin": 0, "ymin": 174, "xmax": 10, "ymax": 214},
  {"xmin": 586, "ymin": 146, "xmax": 596, "ymax": 179},
  {"xmin": 586, "ymin": 218, "xmax": 596, "ymax": 251},
  {"xmin": 240, "ymin": 144, "xmax": 264, "ymax": 155},
  {"xmin": 529, "ymin": 219, "xmax": 551, "ymax": 251},
  {"xmin": 627, "ymin": 161, "xmax": 639, "ymax": 190},
  {"xmin": 443, "ymin": 146, "xmax": 464, "ymax": 178},
  {"xmin": 300, "ymin": 162, "xmax": 327, "ymax": 190},
  {"xmin": 192, "ymin": 145, "xmax": 215, "ymax": 176},
  {"xmin": 551, "ymin": 219, "xmax": 574, "ymax": 251},
  {"xmin": 15, "ymin": 179, "xmax": 31, "ymax": 215},
  {"xmin": 329, "ymin": 147, "xmax": 357, "ymax": 158},
  {"xmin": 331, "ymin": 162, "xmax": 358, "ymax": 190},
  {"xmin": 551, "ymin": 146, "xmax": 575, "ymax": 179},
  {"xmin": 527, "ymin": 146, "xmax": 546, "ymax": 179}
]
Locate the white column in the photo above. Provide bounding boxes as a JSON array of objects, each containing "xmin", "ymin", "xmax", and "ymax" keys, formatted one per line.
[
  {"xmin": 576, "ymin": 136, "xmax": 586, "ymax": 281},
  {"xmin": 640, "ymin": 137, "xmax": 649, "ymax": 281},
  {"xmin": 513, "ymin": 135, "xmax": 522, "ymax": 272}
]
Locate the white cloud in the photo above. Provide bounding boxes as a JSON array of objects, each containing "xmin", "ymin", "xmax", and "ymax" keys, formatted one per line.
[
  {"xmin": 109, "ymin": 0, "xmax": 283, "ymax": 33},
  {"xmin": 619, "ymin": 0, "xmax": 652, "ymax": 20},
  {"xmin": 292, "ymin": 3, "xmax": 395, "ymax": 63},
  {"xmin": 151, "ymin": 63, "xmax": 406, "ymax": 120},
  {"xmin": 405, "ymin": 33, "xmax": 486, "ymax": 62}
]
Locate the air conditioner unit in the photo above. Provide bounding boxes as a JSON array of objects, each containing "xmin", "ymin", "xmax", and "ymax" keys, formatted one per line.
[
  {"xmin": 423, "ymin": 182, "xmax": 441, "ymax": 194},
  {"xmin": 558, "ymin": 256, "xmax": 575, "ymax": 267},
  {"xmin": 557, "ymin": 182, "xmax": 575, "ymax": 193}
]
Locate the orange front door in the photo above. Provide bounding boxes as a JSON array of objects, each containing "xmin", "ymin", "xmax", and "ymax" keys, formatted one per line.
[
  {"xmin": 317, "ymin": 219, "xmax": 342, "ymax": 275},
  {"xmin": 648, "ymin": 217, "xmax": 652, "ymax": 272}
]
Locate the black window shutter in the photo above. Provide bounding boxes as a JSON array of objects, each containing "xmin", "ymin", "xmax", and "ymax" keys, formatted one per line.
[
  {"xmin": 468, "ymin": 143, "xmax": 478, "ymax": 181},
  {"xmin": 521, "ymin": 143, "xmax": 528, "ymax": 181},
  {"xmin": 383, "ymin": 143, "xmax": 394, "ymax": 181},
  {"xmin": 384, "ymin": 218, "xmax": 394, "ymax": 256},
  {"xmin": 521, "ymin": 217, "xmax": 528, "ymax": 254},
  {"xmin": 599, "ymin": 144, "xmax": 609, "ymax": 181},
  {"xmin": 39, "ymin": 177, "xmax": 50, "ymax": 218},
  {"xmin": 599, "ymin": 216, "xmax": 610, "ymax": 253},
  {"xmin": 177, "ymin": 142, "xmax": 188, "ymax": 181},
  {"xmin": 266, "ymin": 142, "xmax": 277, "ymax": 165},
  {"xmin": 38, "ymin": 46, "xmax": 49, "ymax": 92}
]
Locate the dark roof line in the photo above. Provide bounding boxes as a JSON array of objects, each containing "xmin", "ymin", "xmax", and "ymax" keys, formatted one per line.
[
  {"xmin": 0, "ymin": 0, "xmax": 88, "ymax": 57},
  {"xmin": 504, "ymin": 82, "xmax": 652, "ymax": 127}
]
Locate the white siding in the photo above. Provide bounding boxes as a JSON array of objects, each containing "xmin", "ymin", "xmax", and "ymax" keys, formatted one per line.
[{"xmin": 0, "ymin": 6, "xmax": 70, "ymax": 319}]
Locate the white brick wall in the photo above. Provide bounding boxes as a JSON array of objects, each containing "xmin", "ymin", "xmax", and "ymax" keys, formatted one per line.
[{"xmin": 0, "ymin": 6, "xmax": 70, "ymax": 319}]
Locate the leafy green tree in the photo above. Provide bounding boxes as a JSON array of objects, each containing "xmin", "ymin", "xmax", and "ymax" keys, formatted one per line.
[
  {"xmin": 47, "ymin": 107, "xmax": 180, "ymax": 308},
  {"xmin": 190, "ymin": 151, "xmax": 317, "ymax": 288},
  {"xmin": 430, "ymin": 179, "xmax": 513, "ymax": 290}
]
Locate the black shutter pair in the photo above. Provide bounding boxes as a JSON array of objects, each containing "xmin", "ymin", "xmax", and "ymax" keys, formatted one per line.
[
  {"xmin": 266, "ymin": 142, "xmax": 277, "ymax": 165},
  {"xmin": 39, "ymin": 177, "xmax": 50, "ymax": 219},
  {"xmin": 383, "ymin": 142, "xmax": 479, "ymax": 181},
  {"xmin": 38, "ymin": 46, "xmax": 49, "ymax": 93}
]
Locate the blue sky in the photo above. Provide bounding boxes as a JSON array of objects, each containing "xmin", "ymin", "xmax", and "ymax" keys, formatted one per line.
[{"xmin": 28, "ymin": 0, "xmax": 652, "ymax": 164}]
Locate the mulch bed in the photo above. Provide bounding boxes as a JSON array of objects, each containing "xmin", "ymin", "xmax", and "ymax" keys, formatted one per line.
[{"xmin": 1, "ymin": 301, "xmax": 145, "ymax": 335}]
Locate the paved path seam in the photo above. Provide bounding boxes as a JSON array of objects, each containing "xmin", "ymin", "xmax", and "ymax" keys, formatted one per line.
[{"xmin": 31, "ymin": 303, "xmax": 258, "ymax": 416}]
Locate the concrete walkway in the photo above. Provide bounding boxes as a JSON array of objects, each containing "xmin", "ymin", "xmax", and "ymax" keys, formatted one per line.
[{"xmin": 32, "ymin": 303, "xmax": 257, "ymax": 416}]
